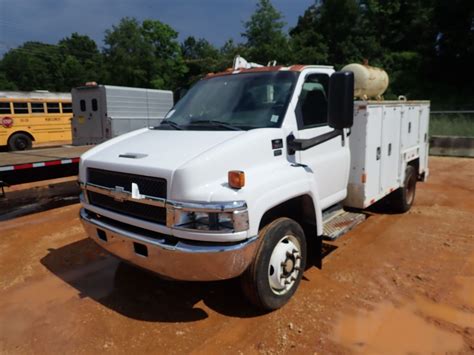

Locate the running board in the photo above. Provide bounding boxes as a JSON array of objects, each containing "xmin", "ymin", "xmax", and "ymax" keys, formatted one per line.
[{"xmin": 322, "ymin": 208, "xmax": 366, "ymax": 241}]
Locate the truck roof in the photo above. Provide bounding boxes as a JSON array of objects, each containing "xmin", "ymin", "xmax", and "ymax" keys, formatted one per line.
[{"xmin": 205, "ymin": 64, "xmax": 334, "ymax": 79}]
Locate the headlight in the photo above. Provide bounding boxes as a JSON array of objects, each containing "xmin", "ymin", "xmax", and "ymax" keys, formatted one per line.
[{"xmin": 171, "ymin": 208, "xmax": 248, "ymax": 233}]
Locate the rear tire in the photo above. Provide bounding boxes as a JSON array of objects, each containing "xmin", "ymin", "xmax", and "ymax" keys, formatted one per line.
[
  {"xmin": 241, "ymin": 217, "xmax": 307, "ymax": 311},
  {"xmin": 8, "ymin": 133, "xmax": 32, "ymax": 151},
  {"xmin": 389, "ymin": 165, "xmax": 417, "ymax": 213}
]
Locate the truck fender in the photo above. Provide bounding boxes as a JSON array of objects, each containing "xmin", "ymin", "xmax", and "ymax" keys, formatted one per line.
[{"xmin": 250, "ymin": 179, "xmax": 323, "ymax": 238}]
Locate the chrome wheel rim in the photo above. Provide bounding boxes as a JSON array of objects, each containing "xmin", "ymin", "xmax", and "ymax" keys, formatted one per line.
[{"xmin": 268, "ymin": 234, "xmax": 302, "ymax": 295}]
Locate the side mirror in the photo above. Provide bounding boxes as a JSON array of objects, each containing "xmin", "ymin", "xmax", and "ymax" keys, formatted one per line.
[{"xmin": 328, "ymin": 71, "xmax": 354, "ymax": 130}]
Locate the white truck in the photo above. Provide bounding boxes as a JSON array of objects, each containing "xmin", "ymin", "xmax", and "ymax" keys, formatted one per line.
[
  {"xmin": 71, "ymin": 84, "xmax": 173, "ymax": 145},
  {"xmin": 78, "ymin": 60, "xmax": 429, "ymax": 310}
]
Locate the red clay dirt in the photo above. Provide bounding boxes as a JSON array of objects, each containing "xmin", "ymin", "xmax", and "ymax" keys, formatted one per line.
[{"xmin": 0, "ymin": 156, "xmax": 473, "ymax": 354}]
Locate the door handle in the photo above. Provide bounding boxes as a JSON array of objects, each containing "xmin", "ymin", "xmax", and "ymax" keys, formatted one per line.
[
  {"xmin": 388, "ymin": 143, "xmax": 392, "ymax": 156},
  {"xmin": 376, "ymin": 147, "xmax": 381, "ymax": 160}
]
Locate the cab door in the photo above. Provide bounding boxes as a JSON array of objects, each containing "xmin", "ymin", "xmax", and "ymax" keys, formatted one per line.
[{"xmin": 295, "ymin": 73, "xmax": 350, "ymax": 210}]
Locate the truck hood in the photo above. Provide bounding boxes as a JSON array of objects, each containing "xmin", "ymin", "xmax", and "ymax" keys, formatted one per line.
[{"xmin": 80, "ymin": 128, "xmax": 245, "ymax": 185}]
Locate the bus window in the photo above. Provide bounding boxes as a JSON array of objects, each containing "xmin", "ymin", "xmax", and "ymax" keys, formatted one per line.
[
  {"xmin": 13, "ymin": 102, "xmax": 29, "ymax": 114},
  {"xmin": 80, "ymin": 100, "xmax": 86, "ymax": 112},
  {"xmin": 0, "ymin": 102, "xmax": 11, "ymax": 114},
  {"xmin": 31, "ymin": 102, "xmax": 45, "ymax": 113},
  {"xmin": 47, "ymin": 102, "xmax": 60, "ymax": 113},
  {"xmin": 92, "ymin": 98, "xmax": 98, "ymax": 112},
  {"xmin": 62, "ymin": 102, "xmax": 72, "ymax": 113}
]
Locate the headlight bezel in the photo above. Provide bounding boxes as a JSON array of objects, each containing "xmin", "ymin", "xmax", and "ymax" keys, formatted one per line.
[{"xmin": 166, "ymin": 201, "xmax": 249, "ymax": 233}]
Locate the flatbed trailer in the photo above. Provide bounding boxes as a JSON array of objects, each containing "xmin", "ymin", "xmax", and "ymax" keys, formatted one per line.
[{"xmin": 0, "ymin": 145, "xmax": 91, "ymax": 190}]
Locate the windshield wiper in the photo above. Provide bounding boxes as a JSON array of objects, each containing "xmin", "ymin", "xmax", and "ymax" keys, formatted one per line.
[
  {"xmin": 158, "ymin": 120, "xmax": 182, "ymax": 130},
  {"xmin": 188, "ymin": 120, "xmax": 243, "ymax": 131}
]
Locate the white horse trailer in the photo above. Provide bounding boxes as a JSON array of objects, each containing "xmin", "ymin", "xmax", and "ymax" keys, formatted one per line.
[{"xmin": 71, "ymin": 84, "xmax": 173, "ymax": 145}]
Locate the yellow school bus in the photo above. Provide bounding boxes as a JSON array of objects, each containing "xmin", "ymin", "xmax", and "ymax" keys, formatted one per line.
[{"xmin": 0, "ymin": 91, "xmax": 72, "ymax": 151}]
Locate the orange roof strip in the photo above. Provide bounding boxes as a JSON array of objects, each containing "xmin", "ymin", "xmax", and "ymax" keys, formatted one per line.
[
  {"xmin": 205, "ymin": 65, "xmax": 308, "ymax": 79},
  {"xmin": 288, "ymin": 64, "xmax": 307, "ymax": 72}
]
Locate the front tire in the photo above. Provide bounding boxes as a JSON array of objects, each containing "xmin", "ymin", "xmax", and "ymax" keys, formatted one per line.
[
  {"xmin": 8, "ymin": 133, "xmax": 32, "ymax": 151},
  {"xmin": 241, "ymin": 217, "xmax": 307, "ymax": 311}
]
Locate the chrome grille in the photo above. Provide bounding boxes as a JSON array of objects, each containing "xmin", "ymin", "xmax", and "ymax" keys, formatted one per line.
[
  {"xmin": 88, "ymin": 168, "xmax": 166, "ymax": 199},
  {"xmin": 87, "ymin": 191, "xmax": 167, "ymax": 225}
]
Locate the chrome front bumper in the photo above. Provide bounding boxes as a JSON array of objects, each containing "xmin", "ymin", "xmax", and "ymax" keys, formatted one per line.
[{"xmin": 80, "ymin": 208, "xmax": 259, "ymax": 281}]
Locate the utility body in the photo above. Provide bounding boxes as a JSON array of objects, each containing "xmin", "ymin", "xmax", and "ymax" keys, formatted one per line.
[{"xmin": 78, "ymin": 61, "xmax": 429, "ymax": 310}]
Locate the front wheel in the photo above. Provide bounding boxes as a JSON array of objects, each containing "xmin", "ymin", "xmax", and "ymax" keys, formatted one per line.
[
  {"xmin": 241, "ymin": 217, "xmax": 307, "ymax": 311},
  {"xmin": 8, "ymin": 133, "xmax": 32, "ymax": 151}
]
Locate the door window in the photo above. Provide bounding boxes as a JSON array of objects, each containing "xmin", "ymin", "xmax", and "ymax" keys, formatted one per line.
[
  {"xmin": 80, "ymin": 100, "xmax": 86, "ymax": 112},
  {"xmin": 295, "ymin": 73, "xmax": 329, "ymax": 129},
  {"xmin": 92, "ymin": 99, "xmax": 98, "ymax": 112}
]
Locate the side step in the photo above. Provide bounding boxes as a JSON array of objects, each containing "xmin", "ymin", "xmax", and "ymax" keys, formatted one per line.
[{"xmin": 322, "ymin": 208, "xmax": 366, "ymax": 241}]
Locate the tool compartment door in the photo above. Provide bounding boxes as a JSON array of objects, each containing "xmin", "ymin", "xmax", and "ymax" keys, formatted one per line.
[
  {"xmin": 363, "ymin": 106, "xmax": 383, "ymax": 204},
  {"xmin": 380, "ymin": 106, "xmax": 401, "ymax": 194},
  {"xmin": 401, "ymin": 105, "xmax": 420, "ymax": 149},
  {"xmin": 418, "ymin": 105, "xmax": 430, "ymax": 173}
]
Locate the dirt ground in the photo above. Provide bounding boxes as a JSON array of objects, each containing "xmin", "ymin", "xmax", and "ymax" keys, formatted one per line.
[{"xmin": 0, "ymin": 156, "xmax": 473, "ymax": 354}]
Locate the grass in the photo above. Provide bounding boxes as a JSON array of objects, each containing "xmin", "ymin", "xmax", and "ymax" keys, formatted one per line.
[{"xmin": 429, "ymin": 114, "xmax": 474, "ymax": 137}]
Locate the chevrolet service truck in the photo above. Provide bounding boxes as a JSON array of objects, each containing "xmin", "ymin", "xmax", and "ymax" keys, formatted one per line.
[{"xmin": 78, "ymin": 58, "xmax": 429, "ymax": 310}]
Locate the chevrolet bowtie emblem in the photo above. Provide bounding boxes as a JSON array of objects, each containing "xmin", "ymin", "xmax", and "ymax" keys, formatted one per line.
[
  {"xmin": 112, "ymin": 186, "xmax": 128, "ymax": 202},
  {"xmin": 112, "ymin": 183, "xmax": 144, "ymax": 201}
]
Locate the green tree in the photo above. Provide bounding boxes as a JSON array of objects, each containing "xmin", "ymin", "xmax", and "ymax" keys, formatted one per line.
[
  {"xmin": 1, "ymin": 42, "xmax": 63, "ymax": 91},
  {"xmin": 290, "ymin": 0, "xmax": 442, "ymax": 99},
  {"xmin": 242, "ymin": 0, "xmax": 290, "ymax": 64},
  {"xmin": 219, "ymin": 39, "xmax": 249, "ymax": 67},
  {"xmin": 289, "ymin": 5, "xmax": 329, "ymax": 64},
  {"xmin": 103, "ymin": 17, "xmax": 187, "ymax": 90},
  {"xmin": 358, "ymin": 0, "xmax": 438, "ymax": 98},
  {"xmin": 0, "ymin": 71, "xmax": 17, "ymax": 90},
  {"xmin": 433, "ymin": 0, "xmax": 474, "ymax": 82},
  {"xmin": 58, "ymin": 33, "xmax": 104, "ymax": 89},
  {"xmin": 181, "ymin": 36, "xmax": 220, "ymax": 86},
  {"xmin": 291, "ymin": 0, "xmax": 381, "ymax": 67}
]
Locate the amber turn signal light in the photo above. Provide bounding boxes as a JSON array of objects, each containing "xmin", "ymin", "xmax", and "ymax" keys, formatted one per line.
[{"xmin": 228, "ymin": 170, "xmax": 245, "ymax": 189}]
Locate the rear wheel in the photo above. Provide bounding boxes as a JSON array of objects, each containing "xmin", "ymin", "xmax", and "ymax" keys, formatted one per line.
[
  {"xmin": 8, "ymin": 133, "xmax": 32, "ymax": 151},
  {"xmin": 389, "ymin": 165, "xmax": 417, "ymax": 212},
  {"xmin": 241, "ymin": 217, "xmax": 307, "ymax": 311}
]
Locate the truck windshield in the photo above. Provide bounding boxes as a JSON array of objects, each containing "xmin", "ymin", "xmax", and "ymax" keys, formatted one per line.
[{"xmin": 162, "ymin": 71, "xmax": 298, "ymax": 130}]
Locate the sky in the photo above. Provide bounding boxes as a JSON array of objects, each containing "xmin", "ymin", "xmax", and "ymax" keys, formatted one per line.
[{"xmin": 0, "ymin": 0, "xmax": 315, "ymax": 55}]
